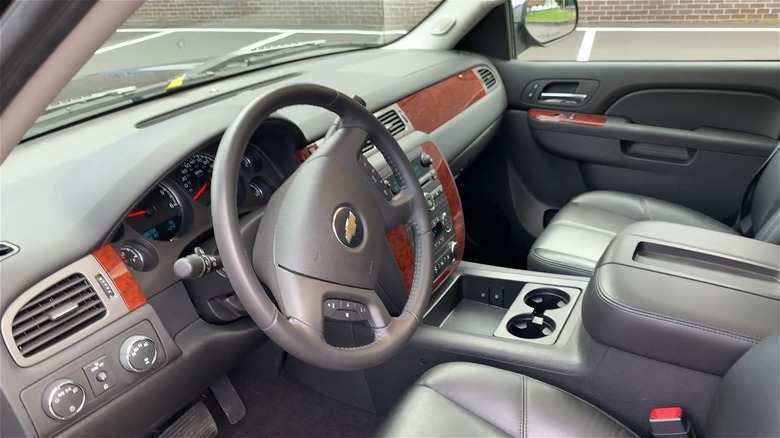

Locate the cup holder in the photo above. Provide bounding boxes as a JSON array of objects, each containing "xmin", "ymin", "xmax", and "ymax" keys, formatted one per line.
[
  {"xmin": 505, "ymin": 314, "xmax": 556, "ymax": 339},
  {"xmin": 524, "ymin": 288, "xmax": 570, "ymax": 312}
]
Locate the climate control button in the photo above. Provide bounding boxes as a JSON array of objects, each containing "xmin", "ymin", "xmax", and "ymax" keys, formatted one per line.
[
  {"xmin": 119, "ymin": 335, "xmax": 157, "ymax": 373},
  {"xmin": 42, "ymin": 379, "xmax": 85, "ymax": 420}
]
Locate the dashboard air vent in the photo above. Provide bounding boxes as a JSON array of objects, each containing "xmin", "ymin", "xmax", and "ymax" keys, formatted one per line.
[
  {"xmin": 11, "ymin": 273, "xmax": 106, "ymax": 358},
  {"xmin": 477, "ymin": 67, "xmax": 497, "ymax": 89},
  {"xmin": 0, "ymin": 242, "xmax": 19, "ymax": 261},
  {"xmin": 363, "ymin": 108, "xmax": 408, "ymax": 154}
]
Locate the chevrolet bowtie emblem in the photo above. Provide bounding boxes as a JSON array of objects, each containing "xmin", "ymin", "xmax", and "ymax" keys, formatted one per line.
[
  {"xmin": 333, "ymin": 207, "xmax": 363, "ymax": 248},
  {"xmin": 345, "ymin": 211, "xmax": 358, "ymax": 244}
]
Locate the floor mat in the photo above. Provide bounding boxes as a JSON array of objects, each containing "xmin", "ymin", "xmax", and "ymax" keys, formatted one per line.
[{"xmin": 204, "ymin": 371, "xmax": 381, "ymax": 437}]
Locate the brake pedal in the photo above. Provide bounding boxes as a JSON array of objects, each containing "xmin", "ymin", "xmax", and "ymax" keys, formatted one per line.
[
  {"xmin": 210, "ymin": 374, "xmax": 246, "ymax": 425},
  {"xmin": 159, "ymin": 402, "xmax": 217, "ymax": 438}
]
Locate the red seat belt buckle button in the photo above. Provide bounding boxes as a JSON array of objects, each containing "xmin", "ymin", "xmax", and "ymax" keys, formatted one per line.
[
  {"xmin": 649, "ymin": 407, "xmax": 696, "ymax": 438},
  {"xmin": 651, "ymin": 407, "xmax": 683, "ymax": 420}
]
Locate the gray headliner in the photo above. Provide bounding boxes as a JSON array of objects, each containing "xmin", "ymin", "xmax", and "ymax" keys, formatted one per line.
[{"xmin": 0, "ymin": 48, "xmax": 506, "ymax": 310}]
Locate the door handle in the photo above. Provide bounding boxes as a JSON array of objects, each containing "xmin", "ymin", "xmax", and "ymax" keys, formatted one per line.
[{"xmin": 539, "ymin": 92, "xmax": 588, "ymax": 104}]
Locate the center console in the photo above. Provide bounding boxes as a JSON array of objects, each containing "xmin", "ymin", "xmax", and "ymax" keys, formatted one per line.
[{"xmin": 582, "ymin": 221, "xmax": 780, "ymax": 375}]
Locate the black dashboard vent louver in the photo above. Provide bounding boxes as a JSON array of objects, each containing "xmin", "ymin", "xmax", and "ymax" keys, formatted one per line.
[
  {"xmin": 0, "ymin": 242, "xmax": 19, "ymax": 261},
  {"xmin": 477, "ymin": 67, "xmax": 497, "ymax": 89},
  {"xmin": 363, "ymin": 109, "xmax": 407, "ymax": 154},
  {"xmin": 11, "ymin": 273, "xmax": 106, "ymax": 358}
]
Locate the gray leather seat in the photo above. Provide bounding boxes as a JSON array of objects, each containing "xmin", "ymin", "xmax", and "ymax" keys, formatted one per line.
[
  {"xmin": 375, "ymin": 362, "xmax": 635, "ymax": 437},
  {"xmin": 528, "ymin": 146, "xmax": 780, "ymax": 276},
  {"xmin": 376, "ymin": 332, "xmax": 780, "ymax": 437}
]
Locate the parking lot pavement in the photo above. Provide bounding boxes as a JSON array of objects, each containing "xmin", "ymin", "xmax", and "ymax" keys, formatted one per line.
[{"xmin": 56, "ymin": 26, "xmax": 780, "ymax": 102}]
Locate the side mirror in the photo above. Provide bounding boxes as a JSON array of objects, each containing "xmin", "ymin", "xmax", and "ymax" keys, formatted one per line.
[{"xmin": 512, "ymin": 0, "xmax": 578, "ymax": 55}]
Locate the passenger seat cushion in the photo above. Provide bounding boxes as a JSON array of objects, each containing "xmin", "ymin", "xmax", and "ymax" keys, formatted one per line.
[
  {"xmin": 374, "ymin": 362, "xmax": 635, "ymax": 437},
  {"xmin": 528, "ymin": 191, "xmax": 738, "ymax": 276}
]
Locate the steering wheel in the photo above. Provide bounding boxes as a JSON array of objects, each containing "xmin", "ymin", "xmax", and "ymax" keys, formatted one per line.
[{"xmin": 211, "ymin": 84, "xmax": 434, "ymax": 371}]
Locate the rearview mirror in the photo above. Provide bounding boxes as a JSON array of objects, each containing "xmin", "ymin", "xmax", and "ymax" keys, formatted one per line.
[{"xmin": 512, "ymin": 0, "xmax": 577, "ymax": 53}]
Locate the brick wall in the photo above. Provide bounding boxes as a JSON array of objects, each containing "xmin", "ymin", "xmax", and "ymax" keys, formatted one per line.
[
  {"xmin": 579, "ymin": 0, "xmax": 780, "ymax": 24},
  {"xmin": 125, "ymin": 0, "xmax": 442, "ymax": 30}
]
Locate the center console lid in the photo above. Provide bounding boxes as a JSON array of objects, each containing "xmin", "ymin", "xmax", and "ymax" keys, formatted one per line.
[{"xmin": 583, "ymin": 221, "xmax": 779, "ymax": 375}]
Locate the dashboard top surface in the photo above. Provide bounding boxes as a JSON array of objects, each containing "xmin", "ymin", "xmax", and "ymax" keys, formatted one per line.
[{"xmin": 0, "ymin": 48, "xmax": 502, "ymax": 309}]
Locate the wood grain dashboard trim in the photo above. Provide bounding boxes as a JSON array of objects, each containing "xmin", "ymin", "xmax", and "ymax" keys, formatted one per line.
[
  {"xmin": 528, "ymin": 109, "xmax": 607, "ymax": 127},
  {"xmin": 398, "ymin": 69, "xmax": 486, "ymax": 134},
  {"xmin": 385, "ymin": 142, "xmax": 465, "ymax": 293},
  {"xmin": 92, "ymin": 246, "xmax": 147, "ymax": 312}
]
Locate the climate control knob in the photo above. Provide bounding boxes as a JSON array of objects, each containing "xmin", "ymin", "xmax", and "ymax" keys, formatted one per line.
[
  {"xmin": 420, "ymin": 152, "xmax": 433, "ymax": 167},
  {"xmin": 119, "ymin": 335, "xmax": 157, "ymax": 373},
  {"xmin": 42, "ymin": 379, "xmax": 85, "ymax": 420},
  {"xmin": 449, "ymin": 241, "xmax": 460, "ymax": 261},
  {"xmin": 424, "ymin": 192, "xmax": 435, "ymax": 211}
]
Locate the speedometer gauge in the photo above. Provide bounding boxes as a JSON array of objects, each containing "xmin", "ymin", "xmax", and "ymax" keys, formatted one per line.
[
  {"xmin": 126, "ymin": 183, "xmax": 186, "ymax": 241},
  {"xmin": 180, "ymin": 153, "xmax": 215, "ymax": 206}
]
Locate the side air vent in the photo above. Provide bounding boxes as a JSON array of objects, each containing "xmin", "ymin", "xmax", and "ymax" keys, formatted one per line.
[
  {"xmin": 0, "ymin": 242, "xmax": 19, "ymax": 261},
  {"xmin": 363, "ymin": 107, "xmax": 410, "ymax": 154},
  {"xmin": 477, "ymin": 67, "xmax": 497, "ymax": 89},
  {"xmin": 11, "ymin": 273, "xmax": 106, "ymax": 358}
]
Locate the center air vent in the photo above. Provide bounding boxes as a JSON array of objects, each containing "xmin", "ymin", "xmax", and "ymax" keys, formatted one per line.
[
  {"xmin": 477, "ymin": 67, "xmax": 497, "ymax": 90},
  {"xmin": 11, "ymin": 273, "xmax": 106, "ymax": 358},
  {"xmin": 363, "ymin": 107, "xmax": 410, "ymax": 154}
]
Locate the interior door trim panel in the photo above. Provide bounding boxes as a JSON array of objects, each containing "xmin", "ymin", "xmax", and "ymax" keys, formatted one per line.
[
  {"xmin": 498, "ymin": 61, "xmax": 780, "ymax": 114},
  {"xmin": 606, "ymin": 89, "xmax": 780, "ymax": 138},
  {"xmin": 529, "ymin": 114, "xmax": 778, "ymax": 158}
]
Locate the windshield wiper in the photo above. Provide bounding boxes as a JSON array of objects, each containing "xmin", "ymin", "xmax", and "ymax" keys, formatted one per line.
[
  {"xmin": 166, "ymin": 39, "xmax": 382, "ymax": 90},
  {"xmin": 26, "ymin": 40, "xmax": 381, "ymax": 140},
  {"xmin": 44, "ymin": 86, "xmax": 138, "ymax": 113}
]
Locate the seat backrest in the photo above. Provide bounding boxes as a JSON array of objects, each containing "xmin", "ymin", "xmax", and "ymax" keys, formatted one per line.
[
  {"xmin": 750, "ymin": 145, "xmax": 780, "ymax": 244},
  {"xmin": 705, "ymin": 331, "xmax": 779, "ymax": 437}
]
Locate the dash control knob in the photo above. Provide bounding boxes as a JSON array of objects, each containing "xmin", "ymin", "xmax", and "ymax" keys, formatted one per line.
[
  {"xmin": 424, "ymin": 192, "xmax": 435, "ymax": 211},
  {"xmin": 119, "ymin": 335, "xmax": 157, "ymax": 373},
  {"xmin": 42, "ymin": 379, "xmax": 85, "ymax": 420},
  {"xmin": 420, "ymin": 152, "xmax": 433, "ymax": 167},
  {"xmin": 449, "ymin": 241, "xmax": 460, "ymax": 261}
]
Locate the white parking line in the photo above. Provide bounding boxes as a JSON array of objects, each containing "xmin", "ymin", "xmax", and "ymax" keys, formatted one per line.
[
  {"xmin": 95, "ymin": 30, "xmax": 174, "ymax": 54},
  {"xmin": 578, "ymin": 27, "xmax": 780, "ymax": 32},
  {"xmin": 243, "ymin": 32, "xmax": 295, "ymax": 50},
  {"xmin": 117, "ymin": 27, "xmax": 408, "ymax": 35},
  {"xmin": 577, "ymin": 29, "xmax": 596, "ymax": 62}
]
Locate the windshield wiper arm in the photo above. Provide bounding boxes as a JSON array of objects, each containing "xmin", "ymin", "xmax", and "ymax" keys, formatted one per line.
[
  {"xmin": 43, "ymin": 86, "xmax": 139, "ymax": 114},
  {"xmin": 168, "ymin": 40, "xmax": 381, "ymax": 89}
]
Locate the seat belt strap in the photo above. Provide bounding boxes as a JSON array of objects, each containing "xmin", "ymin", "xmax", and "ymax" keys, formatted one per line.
[{"xmin": 734, "ymin": 143, "xmax": 780, "ymax": 236}]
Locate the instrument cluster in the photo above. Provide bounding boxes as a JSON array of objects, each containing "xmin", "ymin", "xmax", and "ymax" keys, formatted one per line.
[{"xmin": 114, "ymin": 119, "xmax": 306, "ymax": 275}]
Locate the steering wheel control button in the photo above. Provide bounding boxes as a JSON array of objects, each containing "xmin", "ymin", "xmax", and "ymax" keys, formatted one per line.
[
  {"xmin": 332, "ymin": 310, "xmax": 359, "ymax": 321},
  {"xmin": 82, "ymin": 355, "xmax": 117, "ymax": 397},
  {"xmin": 42, "ymin": 380, "xmax": 86, "ymax": 420},
  {"xmin": 323, "ymin": 299, "xmax": 340, "ymax": 318},
  {"xmin": 324, "ymin": 300, "xmax": 370, "ymax": 322},
  {"xmin": 120, "ymin": 336, "xmax": 158, "ymax": 373},
  {"xmin": 332, "ymin": 207, "xmax": 364, "ymax": 248}
]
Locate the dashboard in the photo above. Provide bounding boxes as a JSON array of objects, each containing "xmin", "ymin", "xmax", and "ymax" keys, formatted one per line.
[{"xmin": 0, "ymin": 48, "xmax": 507, "ymax": 437}]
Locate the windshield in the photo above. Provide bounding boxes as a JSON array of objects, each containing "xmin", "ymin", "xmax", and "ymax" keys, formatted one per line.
[{"xmin": 28, "ymin": 0, "xmax": 443, "ymax": 138}]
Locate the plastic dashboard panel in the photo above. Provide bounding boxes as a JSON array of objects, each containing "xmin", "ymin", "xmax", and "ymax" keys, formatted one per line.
[{"xmin": 0, "ymin": 49, "xmax": 506, "ymax": 437}]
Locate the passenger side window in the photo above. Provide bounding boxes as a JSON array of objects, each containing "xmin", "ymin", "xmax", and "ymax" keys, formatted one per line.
[{"xmin": 517, "ymin": 0, "xmax": 780, "ymax": 61}]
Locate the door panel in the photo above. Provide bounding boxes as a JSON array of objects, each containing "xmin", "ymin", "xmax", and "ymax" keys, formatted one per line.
[{"xmin": 457, "ymin": 61, "xmax": 780, "ymax": 268}]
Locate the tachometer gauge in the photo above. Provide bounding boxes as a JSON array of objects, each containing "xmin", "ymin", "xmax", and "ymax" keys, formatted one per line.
[
  {"xmin": 180, "ymin": 153, "xmax": 215, "ymax": 206},
  {"xmin": 126, "ymin": 183, "xmax": 186, "ymax": 241}
]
